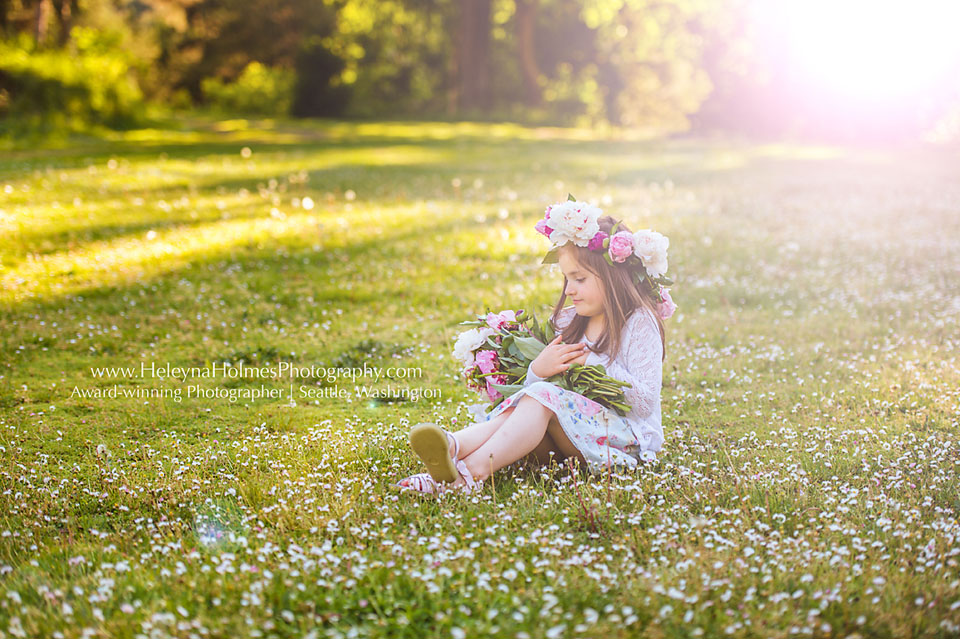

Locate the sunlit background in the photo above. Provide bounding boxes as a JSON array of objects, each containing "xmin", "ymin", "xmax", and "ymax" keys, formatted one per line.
[
  {"xmin": 741, "ymin": 0, "xmax": 960, "ymax": 142},
  {"xmin": 2, "ymin": 0, "xmax": 960, "ymax": 144}
]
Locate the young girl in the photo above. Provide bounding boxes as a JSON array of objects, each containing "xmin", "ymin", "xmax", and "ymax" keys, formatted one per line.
[{"xmin": 396, "ymin": 199, "xmax": 676, "ymax": 495}]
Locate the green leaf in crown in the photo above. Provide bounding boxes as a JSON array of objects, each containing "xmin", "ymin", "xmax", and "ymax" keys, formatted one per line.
[{"xmin": 541, "ymin": 247, "xmax": 560, "ymax": 264}]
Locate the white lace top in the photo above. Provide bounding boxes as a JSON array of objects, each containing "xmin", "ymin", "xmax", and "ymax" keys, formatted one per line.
[{"xmin": 524, "ymin": 305, "xmax": 665, "ymax": 454}]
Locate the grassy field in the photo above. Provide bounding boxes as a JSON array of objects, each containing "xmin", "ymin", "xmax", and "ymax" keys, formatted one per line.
[{"xmin": 1, "ymin": 116, "xmax": 959, "ymax": 638}]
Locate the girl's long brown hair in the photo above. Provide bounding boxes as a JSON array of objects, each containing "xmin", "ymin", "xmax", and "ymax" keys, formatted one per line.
[{"xmin": 550, "ymin": 215, "xmax": 666, "ymax": 362}]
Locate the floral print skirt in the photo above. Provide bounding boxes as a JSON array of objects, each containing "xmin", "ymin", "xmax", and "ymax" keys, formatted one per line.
[{"xmin": 474, "ymin": 381, "xmax": 656, "ymax": 473}]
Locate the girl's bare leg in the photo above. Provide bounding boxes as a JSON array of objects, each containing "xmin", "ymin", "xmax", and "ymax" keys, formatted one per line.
[
  {"xmin": 523, "ymin": 428, "xmax": 563, "ymax": 468},
  {"xmin": 523, "ymin": 413, "xmax": 590, "ymax": 468},
  {"xmin": 546, "ymin": 416, "xmax": 588, "ymax": 466},
  {"xmin": 449, "ymin": 406, "xmax": 516, "ymax": 460},
  {"xmin": 451, "ymin": 395, "xmax": 555, "ymax": 486}
]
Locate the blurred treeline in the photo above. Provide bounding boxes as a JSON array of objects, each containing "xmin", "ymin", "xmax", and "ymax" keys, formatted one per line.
[
  {"xmin": 0, "ymin": 0, "xmax": 955, "ymax": 141},
  {"xmin": 0, "ymin": 0, "xmax": 760, "ymax": 133}
]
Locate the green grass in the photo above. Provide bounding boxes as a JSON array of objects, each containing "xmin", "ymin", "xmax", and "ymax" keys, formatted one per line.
[{"xmin": 1, "ymin": 114, "xmax": 959, "ymax": 638}]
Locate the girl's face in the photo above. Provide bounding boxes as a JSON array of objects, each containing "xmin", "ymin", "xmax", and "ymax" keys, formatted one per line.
[{"xmin": 558, "ymin": 250, "xmax": 605, "ymax": 317}]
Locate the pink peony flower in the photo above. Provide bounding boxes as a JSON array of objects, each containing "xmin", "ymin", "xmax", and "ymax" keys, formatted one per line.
[
  {"xmin": 534, "ymin": 218, "xmax": 554, "ymax": 238},
  {"xmin": 608, "ymin": 231, "xmax": 634, "ymax": 263},
  {"xmin": 485, "ymin": 309, "xmax": 517, "ymax": 330},
  {"xmin": 587, "ymin": 231, "xmax": 608, "ymax": 251},
  {"xmin": 485, "ymin": 374, "xmax": 507, "ymax": 402},
  {"xmin": 656, "ymin": 288, "xmax": 677, "ymax": 320},
  {"xmin": 475, "ymin": 350, "xmax": 499, "ymax": 375}
]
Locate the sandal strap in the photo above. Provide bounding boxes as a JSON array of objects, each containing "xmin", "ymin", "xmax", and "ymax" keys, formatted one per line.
[
  {"xmin": 441, "ymin": 428, "xmax": 479, "ymax": 494},
  {"xmin": 443, "ymin": 428, "xmax": 460, "ymax": 461},
  {"xmin": 399, "ymin": 472, "xmax": 439, "ymax": 494},
  {"xmin": 454, "ymin": 458, "xmax": 480, "ymax": 492}
]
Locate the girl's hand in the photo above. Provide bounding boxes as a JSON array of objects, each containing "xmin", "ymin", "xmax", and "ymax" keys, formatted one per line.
[{"xmin": 531, "ymin": 335, "xmax": 589, "ymax": 378}]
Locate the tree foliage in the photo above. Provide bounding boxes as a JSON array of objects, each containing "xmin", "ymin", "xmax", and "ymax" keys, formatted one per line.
[{"xmin": 0, "ymin": 0, "xmax": 739, "ymax": 130}]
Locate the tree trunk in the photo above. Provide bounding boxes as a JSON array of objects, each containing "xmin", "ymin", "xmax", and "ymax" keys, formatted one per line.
[
  {"xmin": 455, "ymin": 0, "xmax": 492, "ymax": 113},
  {"xmin": 34, "ymin": 0, "xmax": 51, "ymax": 46},
  {"xmin": 515, "ymin": 0, "xmax": 541, "ymax": 106},
  {"xmin": 53, "ymin": 0, "xmax": 74, "ymax": 46}
]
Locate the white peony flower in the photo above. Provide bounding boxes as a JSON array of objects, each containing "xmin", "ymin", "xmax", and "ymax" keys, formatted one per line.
[
  {"xmin": 545, "ymin": 200, "xmax": 602, "ymax": 247},
  {"xmin": 632, "ymin": 229, "xmax": 669, "ymax": 278},
  {"xmin": 452, "ymin": 327, "xmax": 495, "ymax": 366}
]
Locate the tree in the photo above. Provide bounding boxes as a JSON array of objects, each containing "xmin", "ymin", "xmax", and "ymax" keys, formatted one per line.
[
  {"xmin": 515, "ymin": 0, "xmax": 541, "ymax": 106},
  {"xmin": 455, "ymin": 0, "xmax": 492, "ymax": 113}
]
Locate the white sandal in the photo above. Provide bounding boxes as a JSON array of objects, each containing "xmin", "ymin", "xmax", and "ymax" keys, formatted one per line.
[
  {"xmin": 396, "ymin": 423, "xmax": 483, "ymax": 495},
  {"xmin": 408, "ymin": 422, "xmax": 460, "ymax": 483}
]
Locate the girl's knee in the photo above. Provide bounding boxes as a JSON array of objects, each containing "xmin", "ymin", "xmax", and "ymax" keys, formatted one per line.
[{"xmin": 518, "ymin": 394, "xmax": 550, "ymax": 415}]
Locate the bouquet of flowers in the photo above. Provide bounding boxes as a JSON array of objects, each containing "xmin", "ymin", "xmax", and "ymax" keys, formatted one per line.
[{"xmin": 452, "ymin": 308, "xmax": 633, "ymax": 417}]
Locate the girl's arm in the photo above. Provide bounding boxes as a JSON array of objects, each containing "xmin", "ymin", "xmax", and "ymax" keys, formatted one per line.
[
  {"xmin": 523, "ymin": 362, "xmax": 546, "ymax": 386},
  {"xmin": 586, "ymin": 309, "xmax": 663, "ymax": 418}
]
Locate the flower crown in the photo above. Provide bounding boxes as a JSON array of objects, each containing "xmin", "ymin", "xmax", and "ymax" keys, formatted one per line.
[{"xmin": 535, "ymin": 194, "xmax": 677, "ymax": 320}]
